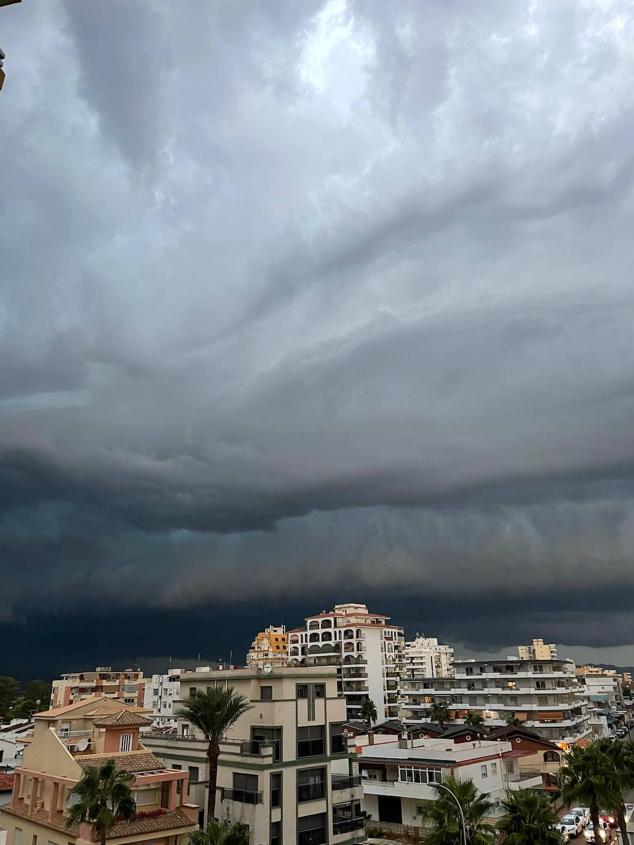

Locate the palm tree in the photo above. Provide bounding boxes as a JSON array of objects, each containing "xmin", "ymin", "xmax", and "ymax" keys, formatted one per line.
[
  {"xmin": 497, "ymin": 789, "xmax": 561, "ymax": 845},
  {"xmin": 561, "ymin": 743, "xmax": 608, "ymax": 842},
  {"xmin": 464, "ymin": 711, "xmax": 486, "ymax": 729},
  {"xmin": 190, "ymin": 820, "xmax": 249, "ymax": 845},
  {"xmin": 179, "ymin": 687, "xmax": 250, "ymax": 823},
  {"xmin": 66, "ymin": 760, "xmax": 136, "ymax": 845},
  {"xmin": 599, "ymin": 738, "xmax": 634, "ymax": 845},
  {"xmin": 360, "ymin": 697, "xmax": 378, "ymax": 730},
  {"xmin": 430, "ymin": 701, "xmax": 451, "ymax": 729},
  {"xmin": 422, "ymin": 776, "xmax": 496, "ymax": 845}
]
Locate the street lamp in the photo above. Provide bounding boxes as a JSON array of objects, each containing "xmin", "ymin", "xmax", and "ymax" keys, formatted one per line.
[{"xmin": 434, "ymin": 781, "xmax": 467, "ymax": 845}]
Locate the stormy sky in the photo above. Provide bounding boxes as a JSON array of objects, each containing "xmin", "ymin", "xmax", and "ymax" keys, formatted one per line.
[{"xmin": 2, "ymin": 0, "xmax": 634, "ymax": 679}]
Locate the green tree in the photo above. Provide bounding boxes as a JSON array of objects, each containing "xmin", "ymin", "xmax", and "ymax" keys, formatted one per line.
[
  {"xmin": 430, "ymin": 701, "xmax": 451, "ymax": 728},
  {"xmin": 497, "ymin": 789, "xmax": 561, "ymax": 845},
  {"xmin": 24, "ymin": 679, "xmax": 51, "ymax": 708},
  {"xmin": 464, "ymin": 711, "xmax": 486, "ymax": 728},
  {"xmin": 178, "ymin": 688, "xmax": 250, "ymax": 822},
  {"xmin": 360, "ymin": 698, "xmax": 378, "ymax": 730},
  {"xmin": 0, "ymin": 676, "xmax": 21, "ymax": 720},
  {"xmin": 599, "ymin": 738, "xmax": 634, "ymax": 845},
  {"xmin": 66, "ymin": 760, "xmax": 136, "ymax": 845},
  {"xmin": 190, "ymin": 820, "xmax": 249, "ymax": 845},
  {"xmin": 506, "ymin": 715, "xmax": 522, "ymax": 727},
  {"xmin": 422, "ymin": 776, "xmax": 496, "ymax": 845},
  {"xmin": 561, "ymin": 743, "xmax": 608, "ymax": 842}
]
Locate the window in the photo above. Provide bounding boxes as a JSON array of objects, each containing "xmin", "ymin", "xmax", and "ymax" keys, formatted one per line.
[
  {"xmin": 271, "ymin": 821, "xmax": 281, "ymax": 845},
  {"xmin": 544, "ymin": 751, "xmax": 560, "ymax": 763},
  {"xmin": 119, "ymin": 733, "xmax": 132, "ymax": 752},
  {"xmin": 14, "ymin": 829, "xmax": 22, "ymax": 845},
  {"xmin": 297, "ymin": 725, "xmax": 325, "ymax": 758},
  {"xmin": 260, "ymin": 685, "xmax": 273, "ymax": 701},
  {"xmin": 398, "ymin": 766, "xmax": 441, "ymax": 784},
  {"xmin": 297, "ymin": 813, "xmax": 327, "ymax": 845},
  {"xmin": 297, "ymin": 767, "xmax": 326, "ymax": 802},
  {"xmin": 189, "ymin": 687, "xmax": 197, "ymax": 697},
  {"xmin": 188, "ymin": 766, "xmax": 199, "ymax": 783},
  {"xmin": 252, "ymin": 726, "xmax": 282, "ymax": 762},
  {"xmin": 160, "ymin": 781, "xmax": 170, "ymax": 809},
  {"xmin": 330, "ymin": 723, "xmax": 346, "ymax": 754},
  {"xmin": 314, "ymin": 684, "xmax": 325, "ymax": 698},
  {"xmin": 481, "ymin": 765, "xmax": 488, "ymax": 779},
  {"xmin": 135, "ymin": 788, "xmax": 159, "ymax": 806},
  {"xmin": 270, "ymin": 773, "xmax": 282, "ymax": 808},
  {"xmin": 172, "ymin": 764, "xmax": 182, "ymax": 770},
  {"xmin": 297, "ymin": 685, "xmax": 308, "ymax": 699},
  {"xmin": 232, "ymin": 772, "xmax": 259, "ymax": 803},
  {"xmin": 491, "ymin": 763, "xmax": 497, "ymax": 775},
  {"xmin": 465, "ymin": 667, "xmax": 474, "ymax": 676}
]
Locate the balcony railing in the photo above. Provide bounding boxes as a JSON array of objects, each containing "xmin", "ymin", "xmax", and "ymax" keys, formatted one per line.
[
  {"xmin": 333, "ymin": 818, "xmax": 365, "ymax": 834},
  {"xmin": 220, "ymin": 788, "xmax": 262, "ymax": 805},
  {"xmin": 332, "ymin": 775, "xmax": 362, "ymax": 790}
]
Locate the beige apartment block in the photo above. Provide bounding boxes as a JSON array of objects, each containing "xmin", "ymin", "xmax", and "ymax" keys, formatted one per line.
[
  {"xmin": 517, "ymin": 640, "xmax": 558, "ymax": 661},
  {"xmin": 50, "ymin": 669, "xmax": 146, "ymax": 710},
  {"xmin": 143, "ymin": 666, "xmax": 364, "ymax": 845},
  {"xmin": 0, "ymin": 696, "xmax": 198, "ymax": 845}
]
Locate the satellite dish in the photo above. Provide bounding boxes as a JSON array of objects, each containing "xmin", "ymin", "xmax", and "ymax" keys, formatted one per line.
[
  {"xmin": 263, "ymin": 664, "xmax": 272, "ymax": 674},
  {"xmin": 77, "ymin": 738, "xmax": 89, "ymax": 752}
]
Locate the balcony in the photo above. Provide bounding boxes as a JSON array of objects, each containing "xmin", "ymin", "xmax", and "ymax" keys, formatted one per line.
[
  {"xmin": 220, "ymin": 788, "xmax": 262, "ymax": 805},
  {"xmin": 332, "ymin": 775, "xmax": 362, "ymax": 791},
  {"xmin": 333, "ymin": 818, "xmax": 365, "ymax": 835},
  {"xmin": 508, "ymin": 773, "xmax": 544, "ymax": 790}
]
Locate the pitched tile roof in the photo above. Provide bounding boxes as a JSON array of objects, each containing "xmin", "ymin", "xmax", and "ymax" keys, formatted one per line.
[
  {"xmin": 35, "ymin": 694, "xmax": 110, "ymax": 718},
  {"xmin": 76, "ymin": 751, "xmax": 165, "ymax": 773},
  {"xmin": 93, "ymin": 710, "xmax": 152, "ymax": 727},
  {"xmin": 94, "ymin": 807, "xmax": 196, "ymax": 840},
  {"xmin": 0, "ymin": 772, "xmax": 15, "ymax": 791}
]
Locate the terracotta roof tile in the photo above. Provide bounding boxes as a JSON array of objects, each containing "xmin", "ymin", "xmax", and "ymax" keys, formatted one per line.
[
  {"xmin": 93, "ymin": 710, "xmax": 152, "ymax": 727},
  {"xmin": 76, "ymin": 751, "xmax": 165, "ymax": 773},
  {"xmin": 0, "ymin": 772, "xmax": 15, "ymax": 791},
  {"xmin": 94, "ymin": 807, "xmax": 196, "ymax": 840}
]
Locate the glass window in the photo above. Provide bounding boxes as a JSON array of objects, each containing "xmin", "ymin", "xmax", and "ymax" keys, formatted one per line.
[
  {"xmin": 314, "ymin": 684, "xmax": 325, "ymax": 698},
  {"xmin": 232, "ymin": 772, "xmax": 259, "ymax": 802},
  {"xmin": 270, "ymin": 773, "xmax": 282, "ymax": 808},
  {"xmin": 297, "ymin": 813, "xmax": 327, "ymax": 845},
  {"xmin": 188, "ymin": 766, "xmax": 199, "ymax": 783},
  {"xmin": 297, "ymin": 685, "xmax": 308, "ymax": 699},
  {"xmin": 297, "ymin": 767, "xmax": 326, "ymax": 802},
  {"xmin": 189, "ymin": 687, "xmax": 197, "ymax": 697},
  {"xmin": 330, "ymin": 723, "xmax": 346, "ymax": 754},
  {"xmin": 481, "ymin": 765, "xmax": 488, "ymax": 778},
  {"xmin": 252, "ymin": 726, "xmax": 282, "ymax": 762},
  {"xmin": 260, "ymin": 685, "xmax": 273, "ymax": 701},
  {"xmin": 14, "ymin": 830, "xmax": 22, "ymax": 845},
  {"xmin": 271, "ymin": 821, "xmax": 281, "ymax": 845},
  {"xmin": 297, "ymin": 725, "xmax": 325, "ymax": 758}
]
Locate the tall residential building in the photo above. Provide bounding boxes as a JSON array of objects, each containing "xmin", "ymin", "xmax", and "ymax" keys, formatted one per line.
[
  {"xmin": 287, "ymin": 603, "xmax": 404, "ymax": 723},
  {"xmin": 246, "ymin": 625, "xmax": 288, "ymax": 668},
  {"xmin": 0, "ymin": 696, "xmax": 198, "ymax": 845},
  {"xmin": 50, "ymin": 667, "xmax": 145, "ymax": 709},
  {"xmin": 0, "ymin": 721, "xmax": 32, "ymax": 772},
  {"xmin": 517, "ymin": 639, "xmax": 558, "ymax": 660},
  {"xmin": 143, "ymin": 669, "xmax": 183, "ymax": 726},
  {"xmin": 403, "ymin": 635, "xmax": 454, "ymax": 679},
  {"xmin": 143, "ymin": 666, "xmax": 364, "ymax": 845},
  {"xmin": 400, "ymin": 656, "xmax": 591, "ymax": 745}
]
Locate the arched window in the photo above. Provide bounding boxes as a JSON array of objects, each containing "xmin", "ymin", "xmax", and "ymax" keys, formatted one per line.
[
  {"xmin": 309, "ymin": 632, "xmax": 320, "ymax": 643},
  {"xmin": 322, "ymin": 631, "xmax": 332, "ymax": 641},
  {"xmin": 308, "ymin": 621, "xmax": 320, "ymax": 630},
  {"xmin": 321, "ymin": 619, "xmax": 332, "ymax": 629},
  {"xmin": 343, "ymin": 630, "xmax": 354, "ymax": 640},
  {"xmin": 543, "ymin": 751, "xmax": 560, "ymax": 763}
]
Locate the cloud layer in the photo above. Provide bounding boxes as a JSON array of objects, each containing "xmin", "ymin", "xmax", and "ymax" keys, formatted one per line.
[{"xmin": 2, "ymin": 0, "xmax": 634, "ymax": 664}]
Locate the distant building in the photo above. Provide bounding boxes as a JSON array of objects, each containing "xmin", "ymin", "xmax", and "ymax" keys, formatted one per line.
[
  {"xmin": 359, "ymin": 736, "xmax": 542, "ymax": 831},
  {"xmin": 50, "ymin": 667, "xmax": 145, "ymax": 709},
  {"xmin": 143, "ymin": 669, "xmax": 183, "ymax": 726},
  {"xmin": 403, "ymin": 635, "xmax": 454, "ymax": 679},
  {"xmin": 287, "ymin": 602, "xmax": 404, "ymax": 722},
  {"xmin": 246, "ymin": 625, "xmax": 288, "ymax": 668},
  {"xmin": 144, "ymin": 666, "xmax": 364, "ymax": 844},
  {"xmin": 517, "ymin": 639, "xmax": 558, "ymax": 660},
  {"xmin": 400, "ymin": 656, "xmax": 591, "ymax": 744},
  {"xmin": 0, "ymin": 695, "xmax": 198, "ymax": 845},
  {"xmin": 0, "ymin": 721, "xmax": 32, "ymax": 771}
]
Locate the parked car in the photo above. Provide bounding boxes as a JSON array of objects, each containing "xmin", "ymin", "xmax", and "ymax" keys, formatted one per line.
[
  {"xmin": 599, "ymin": 811, "xmax": 617, "ymax": 829},
  {"xmin": 560, "ymin": 814, "xmax": 585, "ymax": 837},
  {"xmin": 584, "ymin": 824, "xmax": 608, "ymax": 843}
]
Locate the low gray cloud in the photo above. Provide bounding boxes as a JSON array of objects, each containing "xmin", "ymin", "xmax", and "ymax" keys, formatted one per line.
[{"xmin": 2, "ymin": 0, "xmax": 634, "ymax": 659}]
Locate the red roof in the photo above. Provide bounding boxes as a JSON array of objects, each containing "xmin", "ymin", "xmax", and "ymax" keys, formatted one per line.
[{"xmin": 0, "ymin": 772, "xmax": 15, "ymax": 791}]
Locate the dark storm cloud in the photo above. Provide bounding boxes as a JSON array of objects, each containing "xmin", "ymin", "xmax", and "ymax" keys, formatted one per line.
[{"xmin": 2, "ymin": 0, "xmax": 634, "ymax": 664}]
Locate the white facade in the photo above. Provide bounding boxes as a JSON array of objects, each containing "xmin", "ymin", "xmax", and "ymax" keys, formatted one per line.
[
  {"xmin": 287, "ymin": 603, "xmax": 404, "ymax": 722},
  {"xmin": 143, "ymin": 670, "xmax": 182, "ymax": 725},
  {"xmin": 0, "ymin": 721, "xmax": 32, "ymax": 771},
  {"xmin": 359, "ymin": 738, "xmax": 541, "ymax": 830},
  {"xmin": 403, "ymin": 635, "xmax": 454, "ymax": 680},
  {"xmin": 401, "ymin": 657, "xmax": 591, "ymax": 744}
]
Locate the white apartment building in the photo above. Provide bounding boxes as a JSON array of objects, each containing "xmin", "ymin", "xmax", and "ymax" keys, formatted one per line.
[
  {"xmin": 143, "ymin": 666, "xmax": 364, "ymax": 845},
  {"xmin": 578, "ymin": 674, "xmax": 623, "ymax": 738},
  {"xmin": 403, "ymin": 635, "xmax": 454, "ymax": 680},
  {"xmin": 0, "ymin": 721, "xmax": 32, "ymax": 771},
  {"xmin": 359, "ymin": 737, "xmax": 542, "ymax": 830},
  {"xmin": 517, "ymin": 639, "xmax": 558, "ymax": 660},
  {"xmin": 401, "ymin": 657, "xmax": 591, "ymax": 745},
  {"xmin": 287, "ymin": 603, "xmax": 404, "ymax": 723},
  {"xmin": 143, "ymin": 669, "xmax": 183, "ymax": 725}
]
